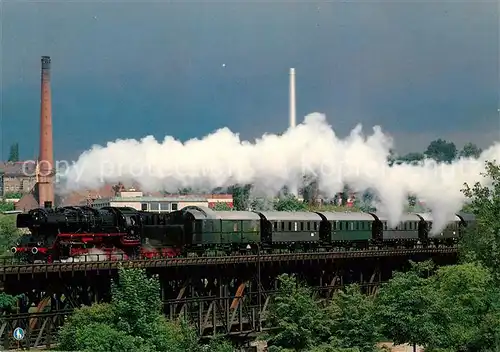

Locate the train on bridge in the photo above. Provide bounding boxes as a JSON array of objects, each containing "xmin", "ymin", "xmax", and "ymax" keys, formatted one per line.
[{"xmin": 12, "ymin": 206, "xmax": 475, "ymax": 263}]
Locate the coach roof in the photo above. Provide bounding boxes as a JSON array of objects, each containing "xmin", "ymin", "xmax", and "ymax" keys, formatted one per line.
[{"xmin": 258, "ymin": 211, "xmax": 322, "ymax": 221}]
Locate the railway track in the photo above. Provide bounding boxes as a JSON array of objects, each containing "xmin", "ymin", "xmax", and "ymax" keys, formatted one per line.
[{"xmin": 0, "ymin": 247, "xmax": 457, "ymax": 277}]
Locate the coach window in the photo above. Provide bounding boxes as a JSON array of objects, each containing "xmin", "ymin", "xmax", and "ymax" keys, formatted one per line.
[
  {"xmin": 171, "ymin": 203, "xmax": 178, "ymax": 211},
  {"xmin": 141, "ymin": 203, "xmax": 148, "ymax": 211},
  {"xmin": 294, "ymin": 222, "xmax": 298, "ymax": 231},
  {"xmin": 300, "ymin": 222, "xmax": 304, "ymax": 231},
  {"xmin": 273, "ymin": 222, "xmax": 278, "ymax": 231},
  {"xmin": 307, "ymin": 222, "xmax": 311, "ymax": 231}
]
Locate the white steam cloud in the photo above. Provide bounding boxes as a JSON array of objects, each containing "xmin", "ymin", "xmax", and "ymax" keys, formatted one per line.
[{"xmin": 59, "ymin": 113, "xmax": 499, "ymax": 232}]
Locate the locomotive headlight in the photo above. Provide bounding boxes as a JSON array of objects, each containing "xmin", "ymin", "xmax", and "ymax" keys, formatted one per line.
[
  {"xmin": 31, "ymin": 247, "xmax": 38, "ymax": 254},
  {"xmin": 37, "ymin": 242, "xmax": 43, "ymax": 246},
  {"xmin": 10, "ymin": 247, "xmax": 17, "ymax": 254}
]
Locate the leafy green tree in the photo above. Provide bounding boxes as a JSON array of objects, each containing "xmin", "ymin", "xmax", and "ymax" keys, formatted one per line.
[
  {"xmin": 8, "ymin": 143, "xmax": 19, "ymax": 162},
  {"xmin": 57, "ymin": 303, "xmax": 145, "ymax": 352},
  {"xmin": 0, "ymin": 214, "xmax": 22, "ymax": 254},
  {"xmin": 229, "ymin": 184, "xmax": 251, "ymax": 210},
  {"xmin": 58, "ymin": 267, "xmax": 235, "ymax": 352},
  {"xmin": 0, "ymin": 292, "xmax": 20, "ymax": 314},
  {"xmin": 301, "ymin": 175, "xmax": 319, "ymax": 206},
  {"xmin": 428, "ymin": 263, "xmax": 500, "ymax": 351},
  {"xmin": 265, "ymin": 274, "xmax": 332, "ymax": 351},
  {"xmin": 178, "ymin": 187, "xmax": 193, "ymax": 195},
  {"xmin": 0, "ymin": 202, "xmax": 15, "ymax": 212},
  {"xmin": 328, "ymin": 285, "xmax": 379, "ymax": 352},
  {"xmin": 250, "ymin": 197, "xmax": 275, "ymax": 211},
  {"xmin": 3, "ymin": 192, "xmax": 23, "ymax": 199},
  {"xmin": 274, "ymin": 195, "xmax": 307, "ymax": 211},
  {"xmin": 461, "ymin": 160, "xmax": 500, "ymax": 281},
  {"xmin": 424, "ymin": 139, "xmax": 457, "ymax": 163},
  {"xmin": 211, "ymin": 202, "xmax": 232, "ymax": 211},
  {"xmin": 396, "ymin": 152, "xmax": 425, "ymax": 165},
  {"xmin": 376, "ymin": 261, "xmax": 442, "ymax": 352},
  {"xmin": 459, "ymin": 142, "xmax": 482, "ymax": 159}
]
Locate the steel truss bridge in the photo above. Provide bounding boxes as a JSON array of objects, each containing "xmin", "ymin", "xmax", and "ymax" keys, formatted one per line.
[{"xmin": 0, "ymin": 247, "xmax": 458, "ymax": 350}]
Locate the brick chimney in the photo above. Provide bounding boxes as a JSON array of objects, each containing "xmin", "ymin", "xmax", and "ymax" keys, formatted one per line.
[{"xmin": 37, "ymin": 56, "xmax": 54, "ymax": 208}]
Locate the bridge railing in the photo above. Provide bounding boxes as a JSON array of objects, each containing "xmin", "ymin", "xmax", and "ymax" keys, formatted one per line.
[{"xmin": 0, "ymin": 246, "xmax": 459, "ymax": 267}]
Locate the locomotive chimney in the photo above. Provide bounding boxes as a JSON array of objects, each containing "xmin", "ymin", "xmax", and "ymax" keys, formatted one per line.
[
  {"xmin": 289, "ymin": 68, "xmax": 296, "ymax": 129},
  {"xmin": 37, "ymin": 56, "xmax": 55, "ymax": 207}
]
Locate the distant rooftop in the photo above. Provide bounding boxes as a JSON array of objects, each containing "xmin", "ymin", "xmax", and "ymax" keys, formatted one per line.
[
  {"xmin": 96, "ymin": 196, "xmax": 209, "ymax": 203},
  {"xmin": 0, "ymin": 161, "xmax": 36, "ymax": 177}
]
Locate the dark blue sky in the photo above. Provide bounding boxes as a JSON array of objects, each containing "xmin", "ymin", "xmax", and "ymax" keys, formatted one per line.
[{"xmin": 1, "ymin": 1, "xmax": 499, "ymax": 161}]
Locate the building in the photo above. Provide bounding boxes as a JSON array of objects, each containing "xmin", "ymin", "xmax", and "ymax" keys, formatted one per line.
[
  {"xmin": 0, "ymin": 162, "xmax": 37, "ymax": 197},
  {"xmin": 88, "ymin": 190, "xmax": 233, "ymax": 213}
]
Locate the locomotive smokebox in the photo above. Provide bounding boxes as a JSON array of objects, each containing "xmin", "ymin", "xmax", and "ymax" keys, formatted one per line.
[{"xmin": 37, "ymin": 56, "xmax": 55, "ymax": 208}]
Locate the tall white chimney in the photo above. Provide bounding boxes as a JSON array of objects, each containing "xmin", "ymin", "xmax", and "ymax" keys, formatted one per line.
[{"xmin": 289, "ymin": 68, "xmax": 296, "ymax": 128}]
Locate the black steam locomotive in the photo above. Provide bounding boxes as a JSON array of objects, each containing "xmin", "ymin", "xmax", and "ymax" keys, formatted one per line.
[{"xmin": 13, "ymin": 205, "xmax": 474, "ymax": 263}]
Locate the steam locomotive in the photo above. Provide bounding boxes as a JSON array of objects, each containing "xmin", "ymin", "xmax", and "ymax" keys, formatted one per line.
[{"xmin": 13, "ymin": 205, "xmax": 475, "ymax": 263}]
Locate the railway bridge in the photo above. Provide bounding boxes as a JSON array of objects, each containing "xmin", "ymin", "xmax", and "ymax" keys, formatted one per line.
[{"xmin": 0, "ymin": 247, "xmax": 457, "ymax": 350}]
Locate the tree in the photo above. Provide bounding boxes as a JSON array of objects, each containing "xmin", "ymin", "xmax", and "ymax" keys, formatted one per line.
[
  {"xmin": 228, "ymin": 185, "xmax": 251, "ymax": 210},
  {"xmin": 3, "ymin": 192, "xmax": 22, "ymax": 199},
  {"xmin": 328, "ymin": 284, "xmax": 379, "ymax": 352},
  {"xmin": 0, "ymin": 292, "xmax": 21, "ymax": 314},
  {"xmin": 0, "ymin": 214, "xmax": 22, "ymax": 254},
  {"xmin": 376, "ymin": 261, "xmax": 442, "ymax": 352},
  {"xmin": 397, "ymin": 152, "xmax": 425, "ymax": 165},
  {"xmin": 274, "ymin": 195, "xmax": 307, "ymax": 211},
  {"xmin": 8, "ymin": 143, "xmax": 19, "ymax": 162},
  {"xmin": 461, "ymin": 161, "xmax": 500, "ymax": 281},
  {"xmin": 250, "ymin": 197, "xmax": 275, "ymax": 211},
  {"xmin": 265, "ymin": 274, "xmax": 333, "ymax": 351},
  {"xmin": 58, "ymin": 267, "xmax": 235, "ymax": 352},
  {"xmin": 265, "ymin": 275, "xmax": 375, "ymax": 352},
  {"xmin": 301, "ymin": 175, "xmax": 319, "ymax": 206},
  {"xmin": 424, "ymin": 139, "xmax": 457, "ymax": 163},
  {"xmin": 428, "ymin": 263, "xmax": 500, "ymax": 351},
  {"xmin": 178, "ymin": 188, "xmax": 193, "ymax": 195},
  {"xmin": 0, "ymin": 202, "xmax": 15, "ymax": 212},
  {"xmin": 211, "ymin": 202, "xmax": 232, "ymax": 211},
  {"xmin": 459, "ymin": 142, "xmax": 482, "ymax": 159}
]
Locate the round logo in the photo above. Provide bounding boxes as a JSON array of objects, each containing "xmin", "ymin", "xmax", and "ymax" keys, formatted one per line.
[{"xmin": 13, "ymin": 327, "xmax": 24, "ymax": 341}]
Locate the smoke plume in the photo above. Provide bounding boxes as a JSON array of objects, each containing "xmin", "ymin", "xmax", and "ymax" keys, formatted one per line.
[{"xmin": 60, "ymin": 113, "xmax": 498, "ymax": 231}]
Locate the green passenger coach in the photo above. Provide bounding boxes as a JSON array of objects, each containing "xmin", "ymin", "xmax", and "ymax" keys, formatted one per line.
[
  {"xmin": 316, "ymin": 212, "xmax": 376, "ymax": 248},
  {"xmin": 214, "ymin": 211, "xmax": 261, "ymax": 244},
  {"xmin": 176, "ymin": 206, "xmax": 261, "ymax": 250},
  {"xmin": 257, "ymin": 211, "xmax": 322, "ymax": 245}
]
